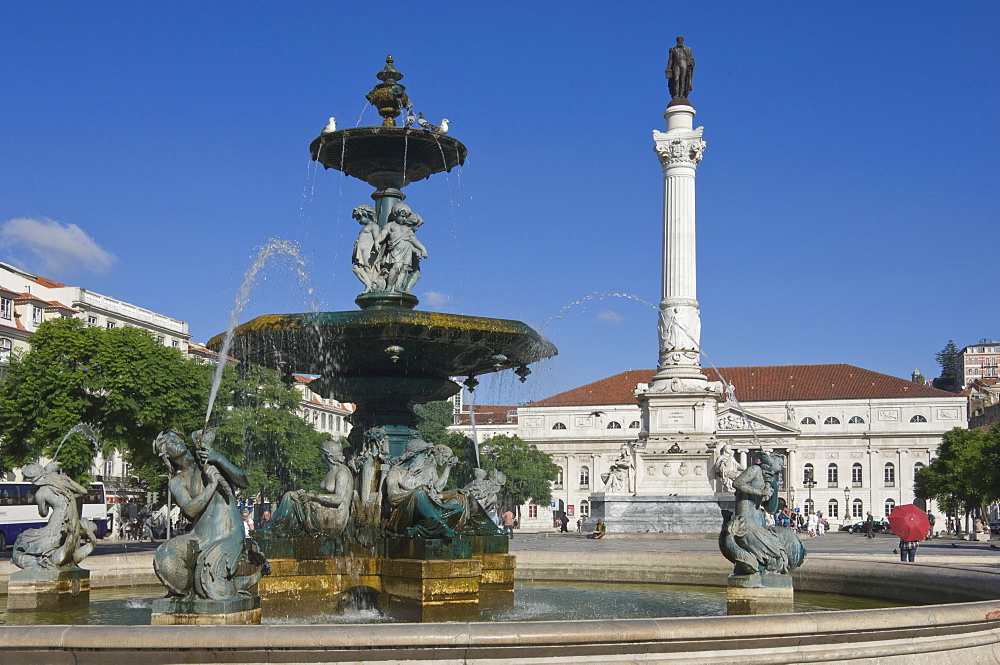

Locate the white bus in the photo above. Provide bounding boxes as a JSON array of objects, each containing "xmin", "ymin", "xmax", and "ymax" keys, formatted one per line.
[{"xmin": 0, "ymin": 481, "xmax": 108, "ymax": 551}]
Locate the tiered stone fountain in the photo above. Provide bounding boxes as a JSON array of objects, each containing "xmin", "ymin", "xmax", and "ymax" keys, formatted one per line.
[{"xmin": 209, "ymin": 55, "xmax": 556, "ymax": 621}]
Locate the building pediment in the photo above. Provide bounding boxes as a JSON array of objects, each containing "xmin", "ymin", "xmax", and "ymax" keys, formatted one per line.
[{"xmin": 714, "ymin": 406, "xmax": 798, "ymax": 437}]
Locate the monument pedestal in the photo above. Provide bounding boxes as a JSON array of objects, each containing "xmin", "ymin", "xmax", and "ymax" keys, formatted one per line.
[
  {"xmin": 726, "ymin": 573, "xmax": 794, "ymax": 615},
  {"xmin": 380, "ymin": 558, "xmax": 482, "ymax": 622},
  {"xmin": 589, "ymin": 492, "xmax": 723, "ymax": 533},
  {"xmin": 6, "ymin": 567, "xmax": 90, "ymax": 611},
  {"xmin": 151, "ymin": 595, "xmax": 263, "ymax": 625}
]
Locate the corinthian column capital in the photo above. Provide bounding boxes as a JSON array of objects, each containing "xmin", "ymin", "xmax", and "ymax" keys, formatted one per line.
[{"xmin": 653, "ymin": 129, "xmax": 706, "ymax": 168}]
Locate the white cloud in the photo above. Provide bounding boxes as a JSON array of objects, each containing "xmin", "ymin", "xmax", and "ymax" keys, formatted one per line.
[
  {"xmin": 422, "ymin": 291, "xmax": 451, "ymax": 308},
  {"xmin": 0, "ymin": 217, "xmax": 117, "ymax": 275},
  {"xmin": 597, "ymin": 310, "xmax": 623, "ymax": 324}
]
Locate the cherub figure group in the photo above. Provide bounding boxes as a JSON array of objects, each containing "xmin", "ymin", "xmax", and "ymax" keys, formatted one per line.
[{"xmin": 352, "ymin": 203, "xmax": 427, "ymax": 294}]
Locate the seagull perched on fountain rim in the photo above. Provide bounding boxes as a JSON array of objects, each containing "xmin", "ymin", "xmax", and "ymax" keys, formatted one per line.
[
  {"xmin": 416, "ymin": 112, "xmax": 450, "ymax": 134},
  {"xmin": 321, "ymin": 117, "xmax": 337, "ymax": 135}
]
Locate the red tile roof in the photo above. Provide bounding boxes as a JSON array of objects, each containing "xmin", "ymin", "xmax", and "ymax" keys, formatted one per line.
[
  {"xmin": 526, "ymin": 364, "xmax": 958, "ymax": 407},
  {"xmin": 455, "ymin": 405, "xmax": 518, "ymax": 426}
]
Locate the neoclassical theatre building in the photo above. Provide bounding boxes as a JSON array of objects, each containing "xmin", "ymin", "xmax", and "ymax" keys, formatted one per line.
[{"xmin": 455, "ymin": 363, "xmax": 966, "ymax": 531}]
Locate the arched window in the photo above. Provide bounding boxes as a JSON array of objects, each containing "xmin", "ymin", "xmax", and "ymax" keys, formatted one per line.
[
  {"xmin": 884, "ymin": 462, "xmax": 895, "ymax": 487},
  {"xmin": 827, "ymin": 463, "xmax": 839, "ymax": 487},
  {"xmin": 914, "ymin": 462, "xmax": 925, "ymax": 482},
  {"xmin": 827, "ymin": 499, "xmax": 839, "ymax": 518},
  {"xmin": 579, "ymin": 466, "xmax": 590, "ymax": 489},
  {"xmin": 824, "ymin": 416, "xmax": 841, "ymax": 425},
  {"xmin": 803, "ymin": 463, "xmax": 815, "ymax": 483},
  {"xmin": 849, "ymin": 416, "xmax": 865, "ymax": 424},
  {"xmin": 607, "ymin": 421, "xmax": 622, "ymax": 429},
  {"xmin": 579, "ymin": 500, "xmax": 590, "ymax": 517},
  {"xmin": 910, "ymin": 415, "xmax": 927, "ymax": 423},
  {"xmin": 852, "ymin": 499, "xmax": 864, "ymax": 518},
  {"xmin": 884, "ymin": 498, "xmax": 896, "ymax": 517},
  {"xmin": 552, "ymin": 422, "xmax": 567, "ymax": 430},
  {"xmin": 800, "ymin": 417, "xmax": 816, "ymax": 425},
  {"xmin": 628, "ymin": 420, "xmax": 641, "ymax": 429},
  {"xmin": 804, "ymin": 498, "xmax": 814, "ymax": 515},
  {"xmin": 554, "ymin": 468, "xmax": 564, "ymax": 489},
  {"xmin": 851, "ymin": 462, "xmax": 863, "ymax": 487}
]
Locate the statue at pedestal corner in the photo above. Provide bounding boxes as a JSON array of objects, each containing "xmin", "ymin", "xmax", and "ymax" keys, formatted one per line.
[
  {"xmin": 264, "ymin": 439, "xmax": 354, "ymax": 537},
  {"xmin": 665, "ymin": 35, "xmax": 695, "ymax": 101},
  {"xmin": 11, "ymin": 462, "xmax": 99, "ymax": 571},
  {"xmin": 152, "ymin": 429, "xmax": 270, "ymax": 602},
  {"xmin": 719, "ymin": 452, "xmax": 804, "ymax": 578},
  {"xmin": 711, "ymin": 444, "xmax": 746, "ymax": 492}
]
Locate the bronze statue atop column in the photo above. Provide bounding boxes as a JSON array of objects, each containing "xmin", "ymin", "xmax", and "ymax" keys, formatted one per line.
[{"xmin": 665, "ymin": 35, "xmax": 695, "ymax": 102}]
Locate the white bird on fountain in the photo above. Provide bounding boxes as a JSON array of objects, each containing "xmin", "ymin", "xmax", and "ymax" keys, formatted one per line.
[
  {"xmin": 321, "ymin": 117, "xmax": 337, "ymax": 135},
  {"xmin": 404, "ymin": 109, "xmax": 416, "ymax": 128},
  {"xmin": 416, "ymin": 112, "xmax": 450, "ymax": 134}
]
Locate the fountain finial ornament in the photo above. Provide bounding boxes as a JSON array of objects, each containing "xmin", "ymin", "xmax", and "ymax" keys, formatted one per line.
[
  {"xmin": 665, "ymin": 35, "xmax": 695, "ymax": 104},
  {"xmin": 366, "ymin": 54, "xmax": 413, "ymax": 126}
]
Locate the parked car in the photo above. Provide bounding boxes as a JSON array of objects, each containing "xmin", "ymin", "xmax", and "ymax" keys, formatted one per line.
[
  {"xmin": 989, "ymin": 520, "xmax": 1000, "ymax": 535},
  {"xmin": 840, "ymin": 519, "xmax": 891, "ymax": 534}
]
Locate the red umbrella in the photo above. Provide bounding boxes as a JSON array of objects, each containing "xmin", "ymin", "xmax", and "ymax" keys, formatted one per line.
[{"xmin": 887, "ymin": 504, "xmax": 930, "ymax": 541}]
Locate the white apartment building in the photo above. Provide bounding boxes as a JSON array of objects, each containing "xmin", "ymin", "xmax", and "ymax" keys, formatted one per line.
[
  {"xmin": 455, "ymin": 364, "xmax": 966, "ymax": 530},
  {"xmin": 0, "ymin": 262, "xmax": 190, "ymax": 371},
  {"xmin": 292, "ymin": 374, "xmax": 355, "ymax": 439}
]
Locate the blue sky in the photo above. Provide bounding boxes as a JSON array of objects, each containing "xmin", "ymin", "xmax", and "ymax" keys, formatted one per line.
[{"xmin": 2, "ymin": 3, "xmax": 998, "ymax": 405}]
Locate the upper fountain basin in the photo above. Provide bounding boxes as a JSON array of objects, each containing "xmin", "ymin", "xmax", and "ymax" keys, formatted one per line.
[
  {"xmin": 310, "ymin": 127, "xmax": 467, "ymax": 187},
  {"xmin": 209, "ymin": 309, "xmax": 556, "ymax": 380}
]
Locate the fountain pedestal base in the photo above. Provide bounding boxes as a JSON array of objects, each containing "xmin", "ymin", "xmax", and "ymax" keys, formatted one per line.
[
  {"xmin": 6, "ymin": 567, "xmax": 90, "ymax": 611},
  {"xmin": 726, "ymin": 573, "xmax": 794, "ymax": 615},
  {"xmin": 150, "ymin": 595, "xmax": 263, "ymax": 625}
]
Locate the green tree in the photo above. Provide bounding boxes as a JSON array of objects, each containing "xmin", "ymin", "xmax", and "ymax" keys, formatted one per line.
[
  {"xmin": 479, "ymin": 434, "xmax": 559, "ymax": 511},
  {"xmin": 0, "ymin": 318, "xmax": 206, "ymax": 482},
  {"xmin": 915, "ymin": 426, "xmax": 995, "ymax": 529},
  {"xmin": 209, "ymin": 364, "xmax": 329, "ymax": 501},
  {"xmin": 936, "ymin": 340, "xmax": 961, "ymax": 380},
  {"xmin": 415, "ymin": 400, "xmax": 455, "ymax": 445}
]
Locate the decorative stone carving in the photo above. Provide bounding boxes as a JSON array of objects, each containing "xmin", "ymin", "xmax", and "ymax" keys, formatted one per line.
[
  {"xmin": 646, "ymin": 464, "xmax": 657, "ymax": 476},
  {"xmin": 462, "ymin": 468, "xmax": 505, "ymax": 514},
  {"xmin": 878, "ymin": 409, "xmax": 899, "ymax": 421},
  {"xmin": 654, "ymin": 136, "xmax": 706, "ymax": 166},
  {"xmin": 826, "ymin": 452, "xmax": 840, "ymax": 458},
  {"xmin": 711, "ymin": 444, "xmax": 746, "ymax": 492},
  {"xmin": 662, "ymin": 464, "xmax": 672, "ymax": 476},
  {"xmin": 717, "ymin": 413, "xmax": 749, "ymax": 430},
  {"xmin": 658, "ymin": 301, "xmax": 702, "ymax": 355},
  {"xmin": 937, "ymin": 409, "xmax": 959, "ymax": 420}
]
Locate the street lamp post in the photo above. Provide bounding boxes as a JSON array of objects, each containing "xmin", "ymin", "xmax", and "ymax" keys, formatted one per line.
[
  {"xmin": 844, "ymin": 486, "xmax": 851, "ymax": 523},
  {"xmin": 803, "ymin": 479, "xmax": 816, "ymax": 514}
]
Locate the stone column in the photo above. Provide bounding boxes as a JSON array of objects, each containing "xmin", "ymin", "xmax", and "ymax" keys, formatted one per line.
[{"xmin": 651, "ymin": 105, "xmax": 707, "ymax": 387}]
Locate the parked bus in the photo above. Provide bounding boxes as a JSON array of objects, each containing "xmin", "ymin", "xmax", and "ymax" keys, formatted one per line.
[{"xmin": 0, "ymin": 481, "xmax": 108, "ymax": 551}]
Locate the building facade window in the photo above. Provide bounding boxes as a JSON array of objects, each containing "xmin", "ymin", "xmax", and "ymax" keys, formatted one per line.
[
  {"xmin": 849, "ymin": 416, "xmax": 865, "ymax": 424},
  {"xmin": 528, "ymin": 504, "xmax": 538, "ymax": 518},
  {"xmin": 552, "ymin": 422, "xmax": 567, "ymax": 430},
  {"xmin": 32, "ymin": 306, "xmax": 42, "ymax": 325},
  {"xmin": 852, "ymin": 499, "xmax": 864, "ymax": 518},
  {"xmin": 579, "ymin": 466, "xmax": 590, "ymax": 489},
  {"xmin": 172, "ymin": 340, "xmax": 179, "ymax": 348},
  {"xmin": 884, "ymin": 463, "xmax": 895, "ymax": 487},
  {"xmin": 827, "ymin": 463, "xmax": 838, "ymax": 487},
  {"xmin": 824, "ymin": 416, "xmax": 841, "ymax": 425},
  {"xmin": 629, "ymin": 421, "xmax": 640, "ymax": 429},
  {"xmin": 804, "ymin": 498, "xmax": 814, "ymax": 515},
  {"xmin": 607, "ymin": 421, "xmax": 621, "ymax": 429},
  {"xmin": 910, "ymin": 415, "xmax": 927, "ymax": 423},
  {"xmin": 104, "ymin": 459, "xmax": 114, "ymax": 478},
  {"xmin": 87, "ymin": 315, "xmax": 98, "ymax": 327},
  {"xmin": 0, "ymin": 298, "xmax": 11, "ymax": 320},
  {"xmin": 554, "ymin": 468, "xmax": 564, "ymax": 489},
  {"xmin": 852, "ymin": 463, "xmax": 863, "ymax": 487},
  {"xmin": 579, "ymin": 500, "xmax": 590, "ymax": 517},
  {"xmin": 106, "ymin": 321, "xmax": 116, "ymax": 329},
  {"xmin": 0, "ymin": 338, "xmax": 11, "ymax": 361},
  {"xmin": 914, "ymin": 462, "xmax": 925, "ymax": 481},
  {"xmin": 803, "ymin": 463, "xmax": 814, "ymax": 483},
  {"xmin": 827, "ymin": 499, "xmax": 839, "ymax": 518},
  {"xmin": 884, "ymin": 498, "xmax": 895, "ymax": 517},
  {"xmin": 800, "ymin": 417, "xmax": 816, "ymax": 425}
]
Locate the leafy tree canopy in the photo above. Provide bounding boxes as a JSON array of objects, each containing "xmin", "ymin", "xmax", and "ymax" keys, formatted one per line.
[
  {"xmin": 0, "ymin": 318, "xmax": 206, "ymax": 482},
  {"xmin": 209, "ymin": 363, "xmax": 329, "ymax": 501},
  {"xmin": 915, "ymin": 425, "xmax": 1000, "ymax": 521},
  {"xmin": 479, "ymin": 434, "xmax": 559, "ymax": 511}
]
